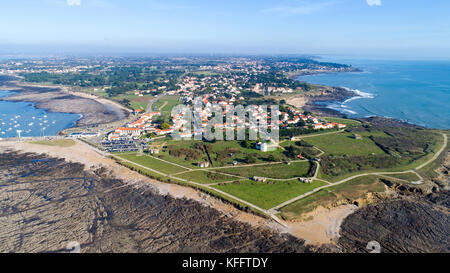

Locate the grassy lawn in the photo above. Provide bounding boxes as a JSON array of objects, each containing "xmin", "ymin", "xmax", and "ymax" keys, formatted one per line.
[
  {"xmin": 30, "ymin": 139, "xmax": 76, "ymax": 147},
  {"xmin": 213, "ymin": 179, "xmax": 327, "ymax": 210},
  {"xmin": 316, "ymin": 132, "xmax": 445, "ymax": 182},
  {"xmin": 382, "ymin": 172, "xmax": 421, "ymax": 182},
  {"xmin": 153, "ymin": 139, "xmax": 288, "ymax": 168},
  {"xmin": 279, "ymin": 189, "xmax": 338, "ymax": 220},
  {"xmin": 174, "ymin": 170, "xmax": 240, "ymax": 184},
  {"xmin": 153, "ymin": 139, "xmax": 209, "ymax": 168},
  {"xmin": 129, "ymin": 95, "xmax": 153, "ymax": 110},
  {"xmin": 280, "ymin": 175, "xmax": 386, "ymax": 220},
  {"xmin": 193, "ymin": 71, "xmax": 221, "ymax": 76},
  {"xmin": 303, "ymin": 132, "xmax": 385, "ymax": 156},
  {"xmin": 153, "ymin": 95, "xmax": 181, "ymax": 119},
  {"xmin": 208, "ymin": 140, "xmax": 286, "ymax": 167},
  {"xmin": 113, "ymin": 152, "xmax": 187, "ymax": 174},
  {"xmin": 323, "ymin": 117, "xmax": 362, "ymax": 127},
  {"xmin": 215, "ymin": 161, "xmax": 312, "ymax": 179},
  {"xmin": 329, "ymin": 175, "xmax": 386, "ymax": 200}
]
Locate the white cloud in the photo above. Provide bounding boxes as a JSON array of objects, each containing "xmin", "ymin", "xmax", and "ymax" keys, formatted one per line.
[
  {"xmin": 67, "ymin": 0, "xmax": 81, "ymax": 6},
  {"xmin": 263, "ymin": 1, "xmax": 337, "ymax": 15},
  {"xmin": 366, "ymin": 0, "xmax": 381, "ymax": 6}
]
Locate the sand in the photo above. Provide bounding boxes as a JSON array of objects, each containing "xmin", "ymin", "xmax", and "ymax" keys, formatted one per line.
[
  {"xmin": 289, "ymin": 96, "xmax": 309, "ymax": 109},
  {"xmin": 283, "ymin": 205, "xmax": 358, "ymax": 245}
]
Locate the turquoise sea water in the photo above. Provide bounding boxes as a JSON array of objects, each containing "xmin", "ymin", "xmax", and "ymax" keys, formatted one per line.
[
  {"xmin": 298, "ymin": 58, "xmax": 450, "ymax": 129},
  {"xmin": 0, "ymin": 90, "xmax": 81, "ymax": 138}
]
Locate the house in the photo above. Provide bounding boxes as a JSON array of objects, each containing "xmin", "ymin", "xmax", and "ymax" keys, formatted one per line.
[
  {"xmin": 155, "ymin": 129, "xmax": 174, "ymax": 135},
  {"xmin": 353, "ymin": 134, "xmax": 362, "ymax": 140},
  {"xmin": 252, "ymin": 176, "xmax": 267, "ymax": 182},
  {"xmin": 256, "ymin": 141, "xmax": 278, "ymax": 152},
  {"xmin": 115, "ymin": 127, "xmax": 142, "ymax": 138},
  {"xmin": 198, "ymin": 162, "xmax": 210, "ymax": 168},
  {"xmin": 133, "ymin": 109, "xmax": 143, "ymax": 115},
  {"xmin": 148, "ymin": 148, "xmax": 160, "ymax": 154},
  {"xmin": 298, "ymin": 178, "xmax": 313, "ymax": 183}
]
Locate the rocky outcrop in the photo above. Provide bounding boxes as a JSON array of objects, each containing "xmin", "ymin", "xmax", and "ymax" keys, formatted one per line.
[
  {"xmin": 0, "ymin": 151, "xmax": 311, "ymax": 253},
  {"xmin": 338, "ymin": 191, "xmax": 450, "ymax": 253}
]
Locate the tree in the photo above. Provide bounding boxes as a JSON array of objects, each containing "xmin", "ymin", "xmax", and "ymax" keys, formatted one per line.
[
  {"xmin": 244, "ymin": 155, "xmax": 256, "ymax": 164},
  {"xmin": 161, "ymin": 122, "xmax": 171, "ymax": 130},
  {"xmin": 240, "ymin": 140, "xmax": 252, "ymax": 149}
]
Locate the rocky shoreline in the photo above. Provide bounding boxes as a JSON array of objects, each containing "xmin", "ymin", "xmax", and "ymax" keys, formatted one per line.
[
  {"xmin": 290, "ymin": 86, "xmax": 356, "ymax": 117},
  {"xmin": 338, "ymin": 190, "xmax": 450, "ymax": 253},
  {"xmin": 0, "ymin": 75, "xmax": 129, "ymax": 128},
  {"xmin": 0, "ymin": 149, "xmax": 311, "ymax": 253}
]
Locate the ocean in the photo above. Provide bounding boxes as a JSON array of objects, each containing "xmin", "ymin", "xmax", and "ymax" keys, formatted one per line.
[
  {"xmin": 0, "ymin": 90, "xmax": 81, "ymax": 138},
  {"xmin": 297, "ymin": 58, "xmax": 450, "ymax": 129}
]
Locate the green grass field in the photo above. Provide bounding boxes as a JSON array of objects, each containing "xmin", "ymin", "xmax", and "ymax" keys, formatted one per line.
[
  {"xmin": 152, "ymin": 139, "xmax": 289, "ymax": 168},
  {"xmin": 213, "ymin": 179, "xmax": 327, "ymax": 210},
  {"xmin": 153, "ymin": 95, "xmax": 181, "ymax": 119},
  {"xmin": 113, "ymin": 152, "xmax": 187, "ymax": 174},
  {"xmin": 303, "ymin": 132, "xmax": 384, "ymax": 156},
  {"xmin": 174, "ymin": 170, "xmax": 240, "ymax": 184},
  {"xmin": 329, "ymin": 175, "xmax": 386, "ymax": 200},
  {"xmin": 280, "ymin": 175, "xmax": 387, "ymax": 220},
  {"xmin": 215, "ymin": 161, "xmax": 312, "ymax": 179},
  {"xmin": 323, "ymin": 117, "xmax": 362, "ymax": 127},
  {"xmin": 382, "ymin": 172, "xmax": 421, "ymax": 182},
  {"xmin": 279, "ymin": 189, "xmax": 338, "ymax": 220}
]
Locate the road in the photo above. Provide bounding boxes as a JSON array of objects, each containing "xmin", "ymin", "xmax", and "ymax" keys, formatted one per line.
[{"xmin": 146, "ymin": 93, "xmax": 166, "ymax": 113}]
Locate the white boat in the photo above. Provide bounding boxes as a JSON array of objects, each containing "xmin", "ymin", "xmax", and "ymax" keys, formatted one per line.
[{"xmin": 28, "ymin": 122, "xmax": 34, "ymax": 126}]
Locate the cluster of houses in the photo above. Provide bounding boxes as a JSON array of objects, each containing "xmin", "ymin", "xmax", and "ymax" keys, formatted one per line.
[
  {"xmin": 281, "ymin": 107, "xmax": 347, "ymax": 130},
  {"xmin": 106, "ymin": 93, "xmax": 347, "ymax": 150},
  {"xmin": 107, "ymin": 112, "xmax": 162, "ymax": 141}
]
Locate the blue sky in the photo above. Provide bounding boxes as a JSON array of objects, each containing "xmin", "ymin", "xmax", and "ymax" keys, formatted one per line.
[{"xmin": 1, "ymin": 0, "xmax": 449, "ymax": 58}]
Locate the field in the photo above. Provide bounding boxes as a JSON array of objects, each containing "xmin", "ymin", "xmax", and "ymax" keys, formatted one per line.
[
  {"xmin": 330, "ymin": 175, "xmax": 386, "ymax": 200},
  {"xmin": 323, "ymin": 117, "xmax": 362, "ymax": 127},
  {"xmin": 215, "ymin": 161, "xmax": 312, "ymax": 179},
  {"xmin": 280, "ymin": 175, "xmax": 387, "ymax": 220},
  {"xmin": 152, "ymin": 139, "xmax": 209, "ymax": 168},
  {"xmin": 152, "ymin": 95, "xmax": 181, "ymax": 120},
  {"xmin": 152, "ymin": 139, "xmax": 289, "ymax": 168},
  {"xmin": 213, "ymin": 179, "xmax": 327, "ymax": 210},
  {"xmin": 173, "ymin": 170, "xmax": 240, "ymax": 184},
  {"xmin": 382, "ymin": 172, "xmax": 421, "ymax": 182},
  {"xmin": 113, "ymin": 152, "xmax": 187, "ymax": 174},
  {"xmin": 279, "ymin": 189, "xmax": 338, "ymax": 220},
  {"xmin": 303, "ymin": 132, "xmax": 385, "ymax": 156}
]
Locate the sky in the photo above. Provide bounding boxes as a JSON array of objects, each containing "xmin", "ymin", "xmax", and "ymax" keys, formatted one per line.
[{"xmin": 0, "ymin": 0, "xmax": 449, "ymax": 59}]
